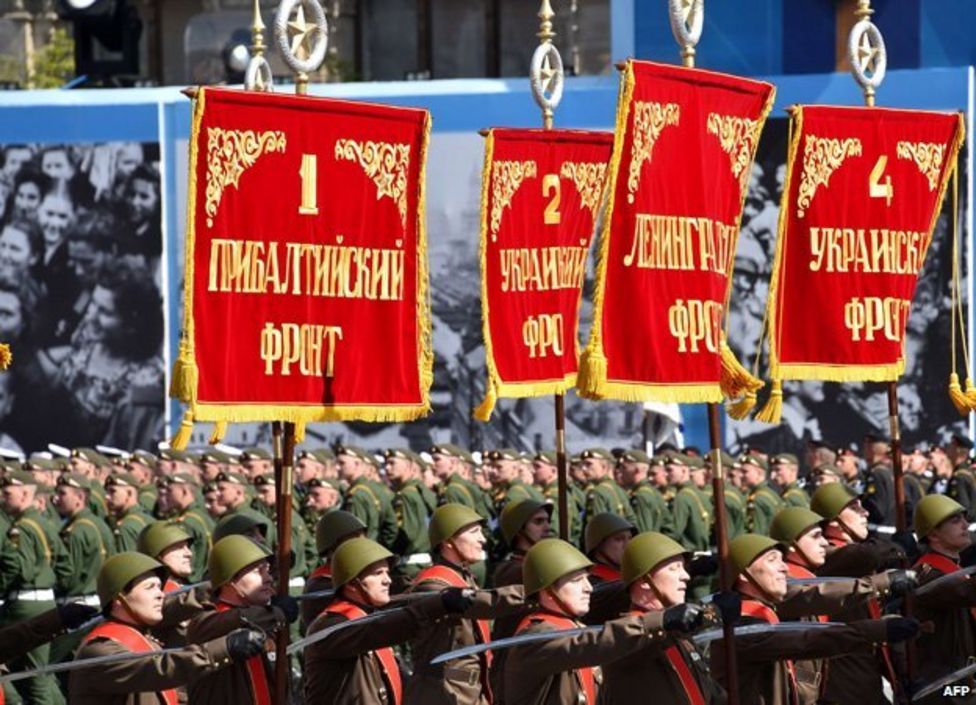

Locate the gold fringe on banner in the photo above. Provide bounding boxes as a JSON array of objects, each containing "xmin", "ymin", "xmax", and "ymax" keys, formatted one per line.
[
  {"xmin": 755, "ymin": 380, "xmax": 783, "ymax": 424},
  {"xmin": 475, "ymin": 129, "xmax": 501, "ymax": 421},
  {"xmin": 719, "ymin": 341, "xmax": 764, "ymax": 400},
  {"xmin": 170, "ymin": 408, "xmax": 195, "ymax": 450},
  {"xmin": 294, "ymin": 422, "xmax": 306, "ymax": 444},
  {"xmin": 208, "ymin": 420, "xmax": 227, "ymax": 445},
  {"xmin": 949, "ymin": 373, "xmax": 970, "ymax": 416},
  {"xmin": 727, "ymin": 390, "xmax": 757, "ymax": 420}
]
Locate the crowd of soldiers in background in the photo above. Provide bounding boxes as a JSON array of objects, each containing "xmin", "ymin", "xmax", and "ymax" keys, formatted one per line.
[{"xmin": 2, "ymin": 432, "xmax": 976, "ymax": 704}]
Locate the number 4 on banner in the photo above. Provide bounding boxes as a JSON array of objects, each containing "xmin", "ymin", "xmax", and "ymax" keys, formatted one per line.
[{"xmin": 869, "ymin": 154, "xmax": 893, "ymax": 206}]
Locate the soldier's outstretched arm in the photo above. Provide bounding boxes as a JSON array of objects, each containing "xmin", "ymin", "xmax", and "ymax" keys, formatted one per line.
[
  {"xmin": 463, "ymin": 585, "xmax": 526, "ymax": 620},
  {"xmin": 914, "ymin": 568, "xmax": 976, "ymax": 609},
  {"xmin": 778, "ymin": 575, "xmax": 888, "ymax": 619},
  {"xmin": 185, "ymin": 604, "xmax": 285, "ymax": 644},
  {"xmin": 717, "ymin": 618, "xmax": 894, "ymax": 664},
  {"xmin": 0, "ymin": 607, "xmax": 66, "ymax": 664}
]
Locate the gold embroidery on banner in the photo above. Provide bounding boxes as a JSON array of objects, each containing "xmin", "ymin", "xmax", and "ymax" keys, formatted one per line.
[
  {"xmin": 706, "ymin": 113, "xmax": 762, "ymax": 192},
  {"xmin": 205, "ymin": 128, "xmax": 287, "ymax": 227},
  {"xmin": 334, "ymin": 139, "xmax": 412, "ymax": 232},
  {"xmin": 490, "ymin": 160, "xmax": 538, "ymax": 241},
  {"xmin": 896, "ymin": 140, "xmax": 945, "ymax": 191},
  {"xmin": 796, "ymin": 134, "xmax": 863, "ymax": 218},
  {"xmin": 627, "ymin": 101, "xmax": 680, "ymax": 204},
  {"xmin": 560, "ymin": 161, "xmax": 609, "ymax": 222}
]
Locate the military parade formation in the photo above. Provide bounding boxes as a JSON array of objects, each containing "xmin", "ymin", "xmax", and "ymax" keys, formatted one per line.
[{"xmin": 0, "ymin": 437, "xmax": 974, "ymax": 704}]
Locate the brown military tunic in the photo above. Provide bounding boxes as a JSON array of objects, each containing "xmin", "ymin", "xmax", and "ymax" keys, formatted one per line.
[
  {"xmin": 711, "ymin": 597, "xmax": 889, "ymax": 705},
  {"xmin": 184, "ymin": 601, "xmax": 284, "ymax": 705},
  {"xmin": 300, "ymin": 563, "xmax": 333, "ymax": 633},
  {"xmin": 68, "ymin": 618, "xmax": 232, "ymax": 705},
  {"xmin": 912, "ymin": 550, "xmax": 976, "ymax": 705},
  {"xmin": 303, "ymin": 593, "xmax": 449, "ymax": 705},
  {"xmin": 504, "ymin": 608, "xmax": 670, "ymax": 705},
  {"xmin": 489, "ymin": 552, "xmax": 526, "ymax": 705},
  {"xmin": 0, "ymin": 607, "xmax": 66, "ymax": 664}
]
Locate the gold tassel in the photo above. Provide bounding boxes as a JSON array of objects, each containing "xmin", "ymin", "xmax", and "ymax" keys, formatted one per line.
[
  {"xmin": 949, "ymin": 373, "xmax": 970, "ymax": 416},
  {"xmin": 577, "ymin": 349, "xmax": 608, "ymax": 399},
  {"xmin": 169, "ymin": 340, "xmax": 198, "ymax": 403},
  {"xmin": 208, "ymin": 420, "xmax": 227, "ymax": 445},
  {"xmin": 755, "ymin": 380, "xmax": 783, "ymax": 424},
  {"xmin": 170, "ymin": 408, "xmax": 195, "ymax": 450},
  {"xmin": 965, "ymin": 377, "xmax": 976, "ymax": 409},
  {"xmin": 719, "ymin": 342, "xmax": 764, "ymax": 399},
  {"xmin": 727, "ymin": 391, "xmax": 757, "ymax": 420},
  {"xmin": 294, "ymin": 421, "xmax": 306, "ymax": 444},
  {"xmin": 0, "ymin": 343, "xmax": 12, "ymax": 370},
  {"xmin": 473, "ymin": 385, "xmax": 497, "ymax": 422}
]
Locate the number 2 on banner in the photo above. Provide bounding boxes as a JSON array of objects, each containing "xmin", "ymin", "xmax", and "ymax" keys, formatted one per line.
[
  {"xmin": 869, "ymin": 155, "xmax": 893, "ymax": 207},
  {"xmin": 299, "ymin": 154, "xmax": 319, "ymax": 215},
  {"xmin": 543, "ymin": 174, "xmax": 561, "ymax": 225}
]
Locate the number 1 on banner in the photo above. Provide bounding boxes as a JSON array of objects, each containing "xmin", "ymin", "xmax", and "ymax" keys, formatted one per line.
[
  {"xmin": 300, "ymin": 154, "xmax": 319, "ymax": 215},
  {"xmin": 869, "ymin": 155, "xmax": 893, "ymax": 207}
]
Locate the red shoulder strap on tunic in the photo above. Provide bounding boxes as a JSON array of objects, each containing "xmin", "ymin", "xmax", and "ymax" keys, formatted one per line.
[
  {"xmin": 310, "ymin": 564, "xmax": 332, "ymax": 580},
  {"xmin": 628, "ymin": 609, "xmax": 707, "ymax": 705},
  {"xmin": 163, "ymin": 579, "xmax": 181, "ymax": 594},
  {"xmin": 589, "ymin": 563, "xmax": 620, "ymax": 582},
  {"xmin": 413, "ymin": 564, "xmax": 493, "ymax": 670},
  {"xmin": 741, "ymin": 600, "xmax": 799, "ymax": 705},
  {"xmin": 214, "ymin": 603, "xmax": 272, "ymax": 705},
  {"xmin": 326, "ymin": 600, "xmax": 402, "ymax": 705},
  {"xmin": 914, "ymin": 552, "xmax": 960, "ymax": 574},
  {"xmin": 515, "ymin": 612, "xmax": 596, "ymax": 705},
  {"xmin": 82, "ymin": 621, "xmax": 178, "ymax": 705},
  {"xmin": 785, "ymin": 562, "xmax": 829, "ymax": 623}
]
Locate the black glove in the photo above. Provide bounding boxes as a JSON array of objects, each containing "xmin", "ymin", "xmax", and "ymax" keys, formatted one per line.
[
  {"xmin": 890, "ymin": 530, "xmax": 919, "ymax": 563},
  {"xmin": 58, "ymin": 603, "xmax": 100, "ymax": 630},
  {"xmin": 886, "ymin": 569, "xmax": 918, "ymax": 598},
  {"xmin": 883, "ymin": 617, "xmax": 920, "ymax": 644},
  {"xmin": 226, "ymin": 628, "xmax": 266, "ymax": 661},
  {"xmin": 269, "ymin": 595, "xmax": 299, "ymax": 624},
  {"xmin": 711, "ymin": 591, "xmax": 742, "ymax": 626},
  {"xmin": 687, "ymin": 554, "xmax": 719, "ymax": 579},
  {"xmin": 662, "ymin": 603, "xmax": 706, "ymax": 633},
  {"xmin": 441, "ymin": 587, "xmax": 475, "ymax": 614}
]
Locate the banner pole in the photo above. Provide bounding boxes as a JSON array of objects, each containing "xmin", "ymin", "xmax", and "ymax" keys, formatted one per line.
[{"xmin": 273, "ymin": 421, "xmax": 296, "ymax": 705}]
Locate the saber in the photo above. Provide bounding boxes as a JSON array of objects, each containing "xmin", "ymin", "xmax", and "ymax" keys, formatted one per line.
[
  {"xmin": 286, "ymin": 608, "xmax": 399, "ymax": 655},
  {"xmin": 0, "ymin": 648, "xmax": 184, "ymax": 684},
  {"xmin": 915, "ymin": 565, "xmax": 976, "ymax": 597},
  {"xmin": 911, "ymin": 661, "xmax": 976, "ymax": 701},
  {"xmin": 786, "ymin": 577, "xmax": 858, "ymax": 587},
  {"xmin": 431, "ymin": 626, "xmax": 600, "ymax": 664},
  {"xmin": 692, "ymin": 621, "xmax": 842, "ymax": 645}
]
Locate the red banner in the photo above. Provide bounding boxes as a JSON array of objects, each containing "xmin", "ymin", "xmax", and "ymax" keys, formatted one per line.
[
  {"xmin": 170, "ymin": 87, "xmax": 432, "ymax": 441},
  {"xmin": 765, "ymin": 105, "xmax": 964, "ymax": 385},
  {"xmin": 474, "ymin": 128, "xmax": 613, "ymax": 420},
  {"xmin": 579, "ymin": 60, "xmax": 775, "ymax": 403}
]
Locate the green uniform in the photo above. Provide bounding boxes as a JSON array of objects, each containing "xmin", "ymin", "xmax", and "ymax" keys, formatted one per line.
[
  {"xmin": 87, "ymin": 483, "xmax": 109, "ymax": 521},
  {"xmin": 746, "ymin": 482, "xmax": 784, "ymax": 535},
  {"xmin": 224, "ymin": 503, "xmax": 277, "ymax": 546},
  {"xmin": 582, "ymin": 478, "xmax": 637, "ymax": 538},
  {"xmin": 392, "ymin": 478, "xmax": 434, "ymax": 582},
  {"xmin": 173, "ymin": 505, "xmax": 214, "ymax": 582},
  {"xmin": 540, "ymin": 480, "xmax": 582, "ymax": 546},
  {"xmin": 0, "ymin": 509, "xmax": 65, "ymax": 705},
  {"xmin": 345, "ymin": 476, "xmax": 384, "ymax": 544},
  {"xmin": 630, "ymin": 480, "xmax": 674, "ymax": 536},
  {"xmin": 58, "ymin": 508, "xmax": 112, "ymax": 598},
  {"xmin": 111, "ymin": 505, "xmax": 152, "ymax": 553},
  {"xmin": 137, "ymin": 484, "xmax": 158, "ymax": 515},
  {"xmin": 723, "ymin": 486, "xmax": 747, "ymax": 540},
  {"xmin": 670, "ymin": 482, "xmax": 712, "ymax": 552},
  {"xmin": 781, "ymin": 481, "xmax": 811, "ymax": 509},
  {"xmin": 368, "ymin": 478, "xmax": 399, "ymax": 550}
]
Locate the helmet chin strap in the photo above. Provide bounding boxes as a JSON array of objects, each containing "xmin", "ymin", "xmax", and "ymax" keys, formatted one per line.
[
  {"xmin": 542, "ymin": 586, "xmax": 579, "ymax": 619},
  {"xmin": 742, "ymin": 566, "xmax": 779, "ymax": 604}
]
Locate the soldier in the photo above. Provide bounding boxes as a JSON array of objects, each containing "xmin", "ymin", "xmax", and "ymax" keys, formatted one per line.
[
  {"xmin": 583, "ymin": 512, "xmax": 635, "ymax": 584},
  {"xmin": 741, "ymin": 454, "xmax": 783, "ymax": 536},
  {"xmin": 493, "ymin": 499, "xmax": 552, "ymax": 588},
  {"xmin": 197, "ymin": 449, "xmax": 229, "ymax": 484},
  {"xmin": 251, "ymin": 473, "xmax": 314, "ymax": 591},
  {"xmin": 214, "ymin": 470, "xmax": 275, "ymax": 544},
  {"xmin": 69, "ymin": 552, "xmax": 266, "ymax": 705},
  {"xmin": 0, "ymin": 470, "xmax": 68, "ymax": 705},
  {"xmin": 361, "ymin": 451, "xmax": 399, "ymax": 550},
  {"xmin": 668, "ymin": 454, "xmax": 711, "ymax": 553},
  {"xmin": 487, "ymin": 448, "xmax": 544, "ymax": 513},
  {"xmin": 105, "ymin": 473, "xmax": 152, "ymax": 553},
  {"xmin": 69, "ymin": 448, "xmax": 110, "ymax": 520},
  {"xmin": 336, "ymin": 444, "xmax": 386, "ymax": 543},
  {"xmin": 710, "ymin": 451, "xmax": 746, "ymax": 540},
  {"xmin": 54, "ymin": 473, "xmax": 113, "ymax": 605},
  {"xmin": 159, "ymin": 474, "xmax": 213, "ymax": 583},
  {"xmin": 127, "ymin": 451, "xmax": 159, "ymax": 514},
  {"xmin": 505, "ymin": 537, "xmax": 703, "ymax": 705},
  {"xmin": 185, "ymin": 536, "xmax": 292, "ymax": 705},
  {"xmin": 601, "ymin": 532, "xmax": 725, "ymax": 703},
  {"xmin": 0, "ymin": 602, "xmax": 97, "ymax": 665},
  {"xmin": 294, "ymin": 449, "xmax": 325, "ymax": 519},
  {"xmin": 386, "ymin": 448, "xmax": 435, "ymax": 584},
  {"xmin": 769, "ymin": 453, "xmax": 810, "ymax": 508},
  {"xmin": 580, "ymin": 448, "xmax": 635, "ymax": 538},
  {"xmin": 861, "ymin": 434, "xmax": 898, "ymax": 535},
  {"xmin": 618, "ymin": 449, "xmax": 673, "ymax": 536},
  {"xmin": 239, "ymin": 447, "xmax": 273, "ymax": 480},
  {"xmin": 809, "ymin": 462, "xmax": 843, "ymax": 489},
  {"xmin": 911, "ymin": 495, "xmax": 976, "ymax": 704},
  {"xmin": 212, "ymin": 513, "xmax": 268, "ymax": 546},
  {"xmin": 304, "ymin": 477, "xmax": 341, "ymax": 520},
  {"xmin": 902, "ymin": 448, "xmax": 930, "ymax": 529},
  {"xmin": 301, "ymin": 510, "xmax": 367, "ymax": 631},
  {"xmin": 712, "ymin": 534, "xmax": 919, "ymax": 705},
  {"xmin": 138, "ymin": 521, "xmax": 195, "ymax": 593},
  {"xmin": 531, "ymin": 451, "xmax": 579, "ymax": 545},
  {"xmin": 947, "ymin": 434, "xmax": 976, "ymax": 526},
  {"xmin": 201, "ymin": 481, "xmax": 225, "ymax": 521},
  {"xmin": 303, "ymin": 537, "xmax": 475, "ymax": 704},
  {"xmin": 403, "ymin": 503, "xmax": 494, "ymax": 703},
  {"xmin": 836, "ymin": 446, "xmax": 864, "ymax": 493}
]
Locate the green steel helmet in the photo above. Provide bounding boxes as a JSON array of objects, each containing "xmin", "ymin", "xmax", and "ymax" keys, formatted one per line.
[
  {"xmin": 583, "ymin": 512, "xmax": 636, "ymax": 556},
  {"xmin": 810, "ymin": 483, "xmax": 858, "ymax": 521},
  {"xmin": 428, "ymin": 503, "xmax": 483, "ymax": 548},
  {"xmin": 621, "ymin": 532, "xmax": 689, "ymax": 585},
  {"xmin": 314, "ymin": 510, "xmax": 367, "ymax": 556},
  {"xmin": 331, "ymin": 537, "xmax": 394, "ymax": 588},
  {"xmin": 914, "ymin": 494, "xmax": 966, "ymax": 538},
  {"xmin": 729, "ymin": 534, "xmax": 785, "ymax": 578},
  {"xmin": 523, "ymin": 538, "xmax": 593, "ymax": 595},
  {"xmin": 137, "ymin": 521, "xmax": 192, "ymax": 559},
  {"xmin": 212, "ymin": 513, "xmax": 269, "ymax": 544},
  {"xmin": 499, "ymin": 499, "xmax": 552, "ymax": 546},
  {"xmin": 208, "ymin": 535, "xmax": 272, "ymax": 588},
  {"xmin": 769, "ymin": 507, "xmax": 824, "ymax": 545},
  {"xmin": 97, "ymin": 552, "xmax": 167, "ymax": 611}
]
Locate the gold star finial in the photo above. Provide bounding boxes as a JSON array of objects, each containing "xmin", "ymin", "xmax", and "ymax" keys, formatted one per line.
[
  {"xmin": 540, "ymin": 52, "xmax": 558, "ymax": 94},
  {"xmin": 288, "ymin": 3, "xmax": 315, "ymax": 61},
  {"xmin": 857, "ymin": 31, "xmax": 879, "ymax": 75}
]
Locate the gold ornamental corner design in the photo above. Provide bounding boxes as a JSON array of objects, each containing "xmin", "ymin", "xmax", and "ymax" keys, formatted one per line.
[
  {"xmin": 560, "ymin": 161, "xmax": 609, "ymax": 221},
  {"xmin": 706, "ymin": 113, "xmax": 762, "ymax": 193},
  {"xmin": 796, "ymin": 134, "xmax": 863, "ymax": 219},
  {"xmin": 206, "ymin": 128, "xmax": 287, "ymax": 228},
  {"xmin": 627, "ymin": 101, "xmax": 680, "ymax": 204},
  {"xmin": 896, "ymin": 140, "xmax": 946, "ymax": 191},
  {"xmin": 490, "ymin": 160, "xmax": 538, "ymax": 242},
  {"xmin": 335, "ymin": 139, "xmax": 412, "ymax": 232}
]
